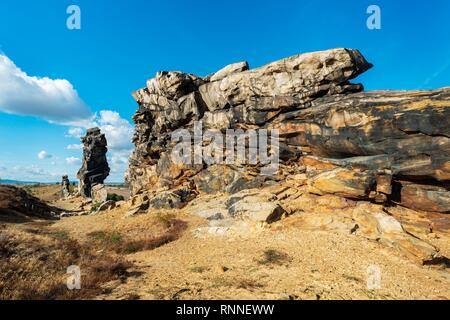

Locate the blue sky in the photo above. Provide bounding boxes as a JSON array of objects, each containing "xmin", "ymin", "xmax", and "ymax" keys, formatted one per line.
[{"xmin": 0, "ymin": 0, "xmax": 449, "ymax": 182}]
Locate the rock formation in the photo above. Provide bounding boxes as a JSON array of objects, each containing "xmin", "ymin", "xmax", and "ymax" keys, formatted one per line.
[
  {"xmin": 61, "ymin": 175, "xmax": 70, "ymax": 198},
  {"xmin": 77, "ymin": 127, "xmax": 110, "ymax": 198},
  {"xmin": 127, "ymin": 48, "xmax": 449, "ymax": 214}
]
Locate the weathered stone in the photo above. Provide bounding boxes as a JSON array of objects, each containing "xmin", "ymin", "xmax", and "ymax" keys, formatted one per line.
[
  {"xmin": 397, "ymin": 182, "xmax": 450, "ymax": 213},
  {"xmin": 148, "ymin": 191, "xmax": 183, "ymax": 209},
  {"xmin": 146, "ymin": 71, "xmax": 204, "ymax": 100},
  {"xmin": 127, "ymin": 48, "xmax": 449, "ymax": 215},
  {"xmin": 91, "ymin": 184, "xmax": 108, "ymax": 203},
  {"xmin": 61, "ymin": 175, "xmax": 70, "ymax": 199},
  {"xmin": 77, "ymin": 128, "xmax": 110, "ymax": 198},
  {"xmin": 209, "ymin": 61, "xmax": 249, "ymax": 82},
  {"xmin": 199, "ymin": 48, "xmax": 371, "ymax": 112},
  {"xmin": 96, "ymin": 200, "xmax": 116, "ymax": 212},
  {"xmin": 194, "ymin": 165, "xmax": 265, "ymax": 194},
  {"xmin": 307, "ymin": 168, "xmax": 376, "ymax": 199},
  {"xmin": 126, "ymin": 200, "xmax": 150, "ymax": 217}
]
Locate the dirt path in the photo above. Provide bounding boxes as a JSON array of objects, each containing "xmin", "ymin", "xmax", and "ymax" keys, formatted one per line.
[{"xmin": 51, "ymin": 205, "xmax": 450, "ymax": 300}]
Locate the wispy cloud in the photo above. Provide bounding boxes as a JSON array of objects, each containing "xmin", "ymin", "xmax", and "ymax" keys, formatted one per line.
[
  {"xmin": 65, "ymin": 157, "xmax": 81, "ymax": 165},
  {"xmin": 66, "ymin": 144, "xmax": 83, "ymax": 150},
  {"xmin": 37, "ymin": 150, "xmax": 52, "ymax": 160},
  {"xmin": 420, "ymin": 61, "xmax": 450, "ymax": 89}
]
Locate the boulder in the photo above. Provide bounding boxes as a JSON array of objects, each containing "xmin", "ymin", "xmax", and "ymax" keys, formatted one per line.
[{"xmin": 91, "ymin": 184, "xmax": 108, "ymax": 203}]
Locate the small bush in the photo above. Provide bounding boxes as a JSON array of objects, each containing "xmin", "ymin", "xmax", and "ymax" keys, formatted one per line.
[
  {"xmin": 90, "ymin": 201, "xmax": 102, "ymax": 213},
  {"xmin": 107, "ymin": 193, "xmax": 125, "ymax": 202},
  {"xmin": 257, "ymin": 249, "xmax": 291, "ymax": 266}
]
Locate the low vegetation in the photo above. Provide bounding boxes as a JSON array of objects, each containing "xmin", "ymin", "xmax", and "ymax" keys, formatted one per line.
[
  {"xmin": 90, "ymin": 201, "xmax": 102, "ymax": 213},
  {"xmin": 0, "ymin": 225, "xmax": 132, "ymax": 300},
  {"xmin": 107, "ymin": 193, "xmax": 125, "ymax": 202},
  {"xmin": 257, "ymin": 249, "xmax": 292, "ymax": 266},
  {"xmin": 87, "ymin": 218, "xmax": 188, "ymax": 255}
]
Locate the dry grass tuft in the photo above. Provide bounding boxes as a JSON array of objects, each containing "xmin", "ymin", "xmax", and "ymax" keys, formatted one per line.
[
  {"xmin": 86, "ymin": 219, "xmax": 187, "ymax": 255},
  {"xmin": 257, "ymin": 249, "xmax": 291, "ymax": 266},
  {"xmin": 0, "ymin": 226, "xmax": 132, "ymax": 300}
]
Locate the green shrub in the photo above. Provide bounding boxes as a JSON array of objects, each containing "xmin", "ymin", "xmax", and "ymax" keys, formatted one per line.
[
  {"xmin": 90, "ymin": 201, "xmax": 102, "ymax": 212},
  {"xmin": 107, "ymin": 193, "xmax": 125, "ymax": 202}
]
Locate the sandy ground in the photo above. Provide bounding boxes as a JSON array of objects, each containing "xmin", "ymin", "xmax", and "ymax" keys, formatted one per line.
[{"xmin": 7, "ymin": 184, "xmax": 450, "ymax": 300}]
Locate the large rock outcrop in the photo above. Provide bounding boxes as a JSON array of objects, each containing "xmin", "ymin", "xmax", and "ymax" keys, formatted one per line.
[
  {"xmin": 77, "ymin": 128, "xmax": 110, "ymax": 198},
  {"xmin": 127, "ymin": 48, "xmax": 449, "ymax": 214}
]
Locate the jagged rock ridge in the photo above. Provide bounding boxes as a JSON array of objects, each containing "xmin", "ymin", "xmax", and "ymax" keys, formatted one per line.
[{"xmin": 127, "ymin": 48, "xmax": 449, "ymax": 214}]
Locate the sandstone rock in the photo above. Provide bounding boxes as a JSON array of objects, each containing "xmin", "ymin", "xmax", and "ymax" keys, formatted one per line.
[
  {"xmin": 307, "ymin": 168, "xmax": 375, "ymax": 199},
  {"xmin": 209, "ymin": 61, "xmax": 249, "ymax": 82},
  {"xmin": 126, "ymin": 199, "xmax": 150, "ymax": 217},
  {"xmin": 91, "ymin": 184, "xmax": 108, "ymax": 203},
  {"xmin": 397, "ymin": 182, "xmax": 450, "ymax": 213},
  {"xmin": 61, "ymin": 175, "xmax": 71, "ymax": 199},
  {"xmin": 199, "ymin": 48, "xmax": 370, "ymax": 112},
  {"xmin": 187, "ymin": 189, "xmax": 286, "ymax": 224},
  {"xmin": 97, "ymin": 200, "xmax": 116, "ymax": 212},
  {"xmin": 77, "ymin": 128, "xmax": 110, "ymax": 198},
  {"xmin": 127, "ymin": 48, "xmax": 449, "ymax": 215},
  {"xmin": 351, "ymin": 204, "xmax": 442, "ymax": 264},
  {"xmin": 194, "ymin": 165, "xmax": 265, "ymax": 194}
]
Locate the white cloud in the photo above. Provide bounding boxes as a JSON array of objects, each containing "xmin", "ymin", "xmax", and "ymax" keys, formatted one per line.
[
  {"xmin": 66, "ymin": 127, "xmax": 84, "ymax": 138},
  {"xmin": 0, "ymin": 54, "xmax": 92, "ymax": 124},
  {"xmin": 0, "ymin": 54, "xmax": 135, "ymax": 182},
  {"xmin": 96, "ymin": 110, "xmax": 134, "ymax": 151},
  {"xmin": 66, "ymin": 157, "xmax": 81, "ymax": 165},
  {"xmin": 37, "ymin": 150, "xmax": 52, "ymax": 160},
  {"xmin": 66, "ymin": 143, "xmax": 83, "ymax": 150}
]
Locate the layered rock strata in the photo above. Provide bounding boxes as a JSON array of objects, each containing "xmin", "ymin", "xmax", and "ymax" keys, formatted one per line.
[{"xmin": 127, "ymin": 48, "xmax": 449, "ymax": 214}]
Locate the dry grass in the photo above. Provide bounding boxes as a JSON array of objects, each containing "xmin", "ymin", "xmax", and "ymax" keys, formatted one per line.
[
  {"xmin": 86, "ymin": 219, "xmax": 188, "ymax": 255},
  {"xmin": 257, "ymin": 249, "xmax": 291, "ymax": 266},
  {"xmin": 0, "ymin": 225, "xmax": 132, "ymax": 300},
  {"xmin": 189, "ymin": 266, "xmax": 208, "ymax": 273}
]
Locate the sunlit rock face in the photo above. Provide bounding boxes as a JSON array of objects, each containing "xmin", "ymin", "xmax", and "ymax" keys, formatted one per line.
[
  {"xmin": 77, "ymin": 127, "xmax": 110, "ymax": 198},
  {"xmin": 127, "ymin": 48, "xmax": 449, "ymax": 214}
]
